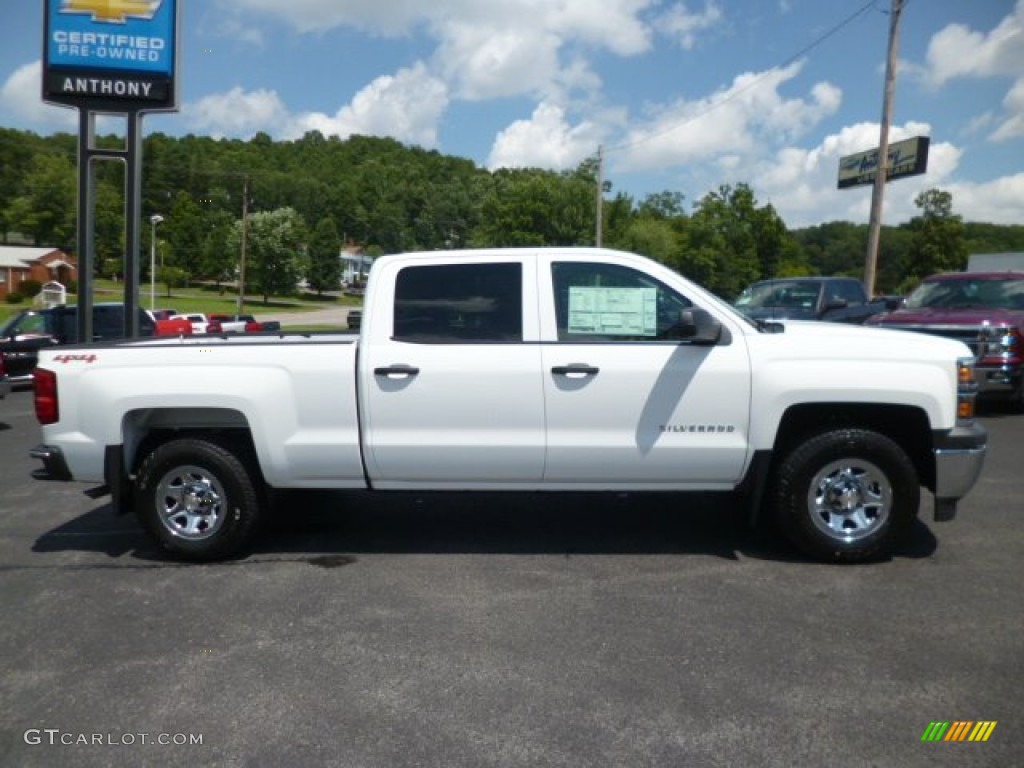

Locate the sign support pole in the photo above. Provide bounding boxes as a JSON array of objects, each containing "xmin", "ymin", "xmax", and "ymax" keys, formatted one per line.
[{"xmin": 44, "ymin": 0, "xmax": 180, "ymax": 341}]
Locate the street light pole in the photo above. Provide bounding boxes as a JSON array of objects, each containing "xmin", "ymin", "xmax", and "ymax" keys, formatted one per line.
[{"xmin": 149, "ymin": 214, "xmax": 163, "ymax": 312}]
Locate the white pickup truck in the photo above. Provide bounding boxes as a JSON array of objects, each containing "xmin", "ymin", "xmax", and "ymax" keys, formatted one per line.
[{"xmin": 30, "ymin": 248, "xmax": 987, "ymax": 563}]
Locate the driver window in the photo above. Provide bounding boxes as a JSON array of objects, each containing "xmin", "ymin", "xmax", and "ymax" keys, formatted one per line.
[
  {"xmin": 552, "ymin": 262, "xmax": 693, "ymax": 342},
  {"xmin": 16, "ymin": 313, "xmax": 47, "ymax": 335}
]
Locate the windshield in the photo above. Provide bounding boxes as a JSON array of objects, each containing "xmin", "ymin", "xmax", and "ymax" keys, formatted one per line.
[
  {"xmin": 734, "ymin": 280, "xmax": 821, "ymax": 310},
  {"xmin": 905, "ymin": 277, "xmax": 1024, "ymax": 310}
]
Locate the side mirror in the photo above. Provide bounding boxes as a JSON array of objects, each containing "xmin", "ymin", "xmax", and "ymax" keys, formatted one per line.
[{"xmin": 675, "ymin": 308, "xmax": 722, "ymax": 345}]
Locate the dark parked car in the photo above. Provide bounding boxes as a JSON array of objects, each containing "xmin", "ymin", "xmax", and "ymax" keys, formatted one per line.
[
  {"xmin": 0, "ymin": 352, "xmax": 10, "ymax": 399},
  {"xmin": 0, "ymin": 303, "xmax": 155, "ymax": 384},
  {"xmin": 733, "ymin": 276, "xmax": 896, "ymax": 324},
  {"xmin": 347, "ymin": 308, "xmax": 362, "ymax": 331}
]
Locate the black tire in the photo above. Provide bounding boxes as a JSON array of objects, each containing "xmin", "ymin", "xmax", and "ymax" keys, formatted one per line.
[
  {"xmin": 772, "ymin": 428, "xmax": 919, "ymax": 563},
  {"xmin": 134, "ymin": 437, "xmax": 263, "ymax": 561}
]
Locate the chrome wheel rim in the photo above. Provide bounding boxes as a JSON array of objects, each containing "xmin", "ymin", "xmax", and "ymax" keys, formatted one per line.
[
  {"xmin": 807, "ymin": 458, "xmax": 892, "ymax": 543},
  {"xmin": 155, "ymin": 465, "xmax": 227, "ymax": 541}
]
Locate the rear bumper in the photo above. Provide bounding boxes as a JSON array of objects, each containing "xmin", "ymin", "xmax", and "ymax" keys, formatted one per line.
[
  {"xmin": 30, "ymin": 444, "xmax": 73, "ymax": 481},
  {"xmin": 932, "ymin": 423, "xmax": 988, "ymax": 521}
]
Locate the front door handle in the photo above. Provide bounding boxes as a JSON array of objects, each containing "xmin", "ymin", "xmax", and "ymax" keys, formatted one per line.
[
  {"xmin": 551, "ymin": 364, "xmax": 599, "ymax": 377},
  {"xmin": 374, "ymin": 364, "xmax": 420, "ymax": 378}
]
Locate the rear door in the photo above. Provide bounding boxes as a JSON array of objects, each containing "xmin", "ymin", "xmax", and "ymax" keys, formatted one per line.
[{"xmin": 359, "ymin": 257, "xmax": 546, "ymax": 489}]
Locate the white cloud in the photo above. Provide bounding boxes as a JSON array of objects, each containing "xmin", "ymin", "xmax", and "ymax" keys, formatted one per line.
[
  {"xmin": 991, "ymin": 78, "xmax": 1024, "ymax": 141},
  {"xmin": 0, "ymin": 61, "xmax": 77, "ymax": 131},
  {"xmin": 227, "ymin": 0, "xmax": 655, "ymax": 104},
  {"xmin": 286, "ymin": 63, "xmax": 449, "ymax": 147},
  {"xmin": 435, "ymin": 24, "xmax": 563, "ymax": 101},
  {"xmin": 918, "ymin": 1, "xmax": 1024, "ymax": 144},
  {"xmin": 657, "ymin": 2, "xmax": 723, "ymax": 50},
  {"xmin": 184, "ymin": 87, "xmax": 289, "ymax": 137},
  {"xmin": 615, "ymin": 60, "xmax": 841, "ymax": 172},
  {"xmin": 922, "ymin": 2, "xmax": 1024, "ymax": 86},
  {"xmin": 488, "ymin": 101, "xmax": 602, "ymax": 170},
  {"xmin": 945, "ymin": 172, "xmax": 1024, "ymax": 225}
]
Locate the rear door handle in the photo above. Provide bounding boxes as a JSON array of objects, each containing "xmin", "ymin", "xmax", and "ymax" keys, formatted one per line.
[
  {"xmin": 551, "ymin": 364, "xmax": 599, "ymax": 377},
  {"xmin": 374, "ymin": 364, "xmax": 420, "ymax": 378}
]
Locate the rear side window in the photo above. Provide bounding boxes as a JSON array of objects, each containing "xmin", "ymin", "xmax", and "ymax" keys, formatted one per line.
[{"xmin": 393, "ymin": 262, "xmax": 522, "ymax": 343}]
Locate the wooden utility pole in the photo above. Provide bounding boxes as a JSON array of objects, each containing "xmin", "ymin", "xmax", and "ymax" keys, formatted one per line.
[
  {"xmin": 237, "ymin": 176, "xmax": 249, "ymax": 314},
  {"xmin": 863, "ymin": 0, "xmax": 904, "ymax": 297},
  {"xmin": 595, "ymin": 145, "xmax": 604, "ymax": 247}
]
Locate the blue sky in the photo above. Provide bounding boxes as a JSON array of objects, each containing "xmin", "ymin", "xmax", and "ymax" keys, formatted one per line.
[{"xmin": 2, "ymin": 0, "xmax": 1022, "ymax": 228}]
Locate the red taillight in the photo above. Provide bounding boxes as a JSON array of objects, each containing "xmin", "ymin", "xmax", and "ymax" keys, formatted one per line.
[{"xmin": 33, "ymin": 368, "xmax": 59, "ymax": 425}]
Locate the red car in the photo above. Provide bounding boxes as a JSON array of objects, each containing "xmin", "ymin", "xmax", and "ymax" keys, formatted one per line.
[
  {"xmin": 206, "ymin": 313, "xmax": 262, "ymax": 333},
  {"xmin": 867, "ymin": 271, "xmax": 1024, "ymax": 409}
]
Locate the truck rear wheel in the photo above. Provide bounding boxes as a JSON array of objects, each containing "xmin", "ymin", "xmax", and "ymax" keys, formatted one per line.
[
  {"xmin": 134, "ymin": 437, "xmax": 263, "ymax": 561},
  {"xmin": 772, "ymin": 428, "xmax": 919, "ymax": 563}
]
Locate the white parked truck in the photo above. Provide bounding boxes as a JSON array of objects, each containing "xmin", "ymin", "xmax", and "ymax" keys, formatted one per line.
[{"xmin": 30, "ymin": 248, "xmax": 987, "ymax": 562}]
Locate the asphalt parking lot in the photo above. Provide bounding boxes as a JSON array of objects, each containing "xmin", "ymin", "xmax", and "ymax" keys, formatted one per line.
[{"xmin": 0, "ymin": 387, "xmax": 1020, "ymax": 767}]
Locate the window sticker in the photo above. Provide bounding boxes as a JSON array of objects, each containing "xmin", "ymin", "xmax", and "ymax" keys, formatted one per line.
[{"xmin": 567, "ymin": 286, "xmax": 657, "ymax": 336}]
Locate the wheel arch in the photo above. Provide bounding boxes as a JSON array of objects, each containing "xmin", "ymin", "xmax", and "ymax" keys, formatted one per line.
[
  {"xmin": 121, "ymin": 407, "xmax": 260, "ymax": 479},
  {"xmin": 772, "ymin": 403, "xmax": 935, "ymax": 491}
]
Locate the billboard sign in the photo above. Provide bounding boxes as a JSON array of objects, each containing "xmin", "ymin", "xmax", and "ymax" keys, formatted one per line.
[
  {"xmin": 837, "ymin": 136, "xmax": 930, "ymax": 189},
  {"xmin": 42, "ymin": 0, "xmax": 179, "ymax": 111}
]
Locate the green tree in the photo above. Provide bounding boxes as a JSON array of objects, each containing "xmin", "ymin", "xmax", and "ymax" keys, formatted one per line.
[
  {"xmin": 94, "ymin": 178, "xmax": 125, "ymax": 278},
  {"xmin": 615, "ymin": 218, "xmax": 679, "ymax": 265},
  {"xmin": 683, "ymin": 184, "xmax": 766, "ymax": 298},
  {"xmin": 471, "ymin": 167, "xmax": 593, "ymax": 247},
  {"xmin": 165, "ymin": 191, "xmax": 206, "ymax": 282},
  {"xmin": 8, "ymin": 153, "xmax": 76, "ymax": 246},
  {"xmin": 905, "ymin": 188, "xmax": 968, "ymax": 285},
  {"xmin": 160, "ymin": 265, "xmax": 188, "ymax": 298},
  {"xmin": 307, "ymin": 217, "xmax": 342, "ymax": 295},
  {"xmin": 200, "ymin": 208, "xmax": 238, "ymax": 289},
  {"xmin": 230, "ymin": 207, "xmax": 307, "ymax": 304}
]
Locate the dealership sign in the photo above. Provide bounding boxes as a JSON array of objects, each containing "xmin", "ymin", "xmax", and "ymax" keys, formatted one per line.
[
  {"xmin": 837, "ymin": 136, "xmax": 930, "ymax": 189},
  {"xmin": 42, "ymin": 0, "xmax": 179, "ymax": 111}
]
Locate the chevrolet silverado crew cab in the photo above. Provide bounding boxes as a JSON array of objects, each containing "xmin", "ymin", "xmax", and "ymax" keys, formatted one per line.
[{"xmin": 30, "ymin": 248, "xmax": 987, "ymax": 563}]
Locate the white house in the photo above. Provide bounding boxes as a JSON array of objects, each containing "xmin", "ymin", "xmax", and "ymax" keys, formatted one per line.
[{"xmin": 341, "ymin": 246, "xmax": 373, "ymax": 286}]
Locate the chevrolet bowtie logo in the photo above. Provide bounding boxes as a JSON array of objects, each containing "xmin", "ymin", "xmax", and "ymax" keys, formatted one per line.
[{"xmin": 61, "ymin": 0, "xmax": 162, "ymax": 23}]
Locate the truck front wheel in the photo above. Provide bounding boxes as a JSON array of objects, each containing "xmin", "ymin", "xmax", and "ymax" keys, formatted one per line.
[
  {"xmin": 134, "ymin": 437, "xmax": 263, "ymax": 561},
  {"xmin": 772, "ymin": 429, "xmax": 919, "ymax": 563}
]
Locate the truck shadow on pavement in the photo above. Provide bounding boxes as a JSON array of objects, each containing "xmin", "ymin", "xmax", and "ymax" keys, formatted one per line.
[{"xmin": 32, "ymin": 489, "xmax": 938, "ymax": 565}]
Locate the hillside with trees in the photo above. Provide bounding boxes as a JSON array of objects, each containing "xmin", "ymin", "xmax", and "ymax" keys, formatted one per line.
[{"xmin": 2, "ymin": 126, "xmax": 1022, "ymax": 301}]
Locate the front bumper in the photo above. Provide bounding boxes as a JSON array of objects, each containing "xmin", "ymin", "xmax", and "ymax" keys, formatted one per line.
[
  {"xmin": 974, "ymin": 364, "xmax": 1021, "ymax": 395},
  {"xmin": 932, "ymin": 423, "xmax": 988, "ymax": 521}
]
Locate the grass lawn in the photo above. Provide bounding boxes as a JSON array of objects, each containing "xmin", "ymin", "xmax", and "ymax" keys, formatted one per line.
[{"xmin": 1, "ymin": 280, "xmax": 361, "ymax": 326}]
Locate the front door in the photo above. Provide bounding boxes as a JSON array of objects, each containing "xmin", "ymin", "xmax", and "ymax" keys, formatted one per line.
[{"xmin": 539, "ymin": 258, "xmax": 751, "ymax": 488}]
